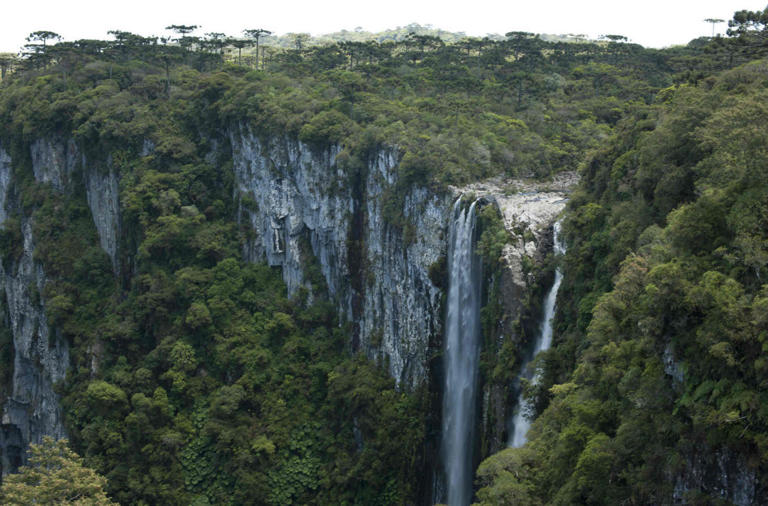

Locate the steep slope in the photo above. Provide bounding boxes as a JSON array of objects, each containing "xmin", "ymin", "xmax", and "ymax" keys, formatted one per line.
[
  {"xmin": 0, "ymin": 142, "xmax": 69, "ymax": 477},
  {"xmin": 0, "ymin": 27, "xmax": 667, "ymax": 503},
  {"xmin": 231, "ymin": 127, "xmax": 449, "ymax": 387},
  {"xmin": 476, "ymin": 59, "xmax": 768, "ymax": 506}
]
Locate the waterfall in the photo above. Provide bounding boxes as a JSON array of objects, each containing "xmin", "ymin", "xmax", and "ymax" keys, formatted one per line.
[
  {"xmin": 510, "ymin": 220, "xmax": 565, "ymax": 448},
  {"xmin": 441, "ymin": 198, "xmax": 482, "ymax": 506}
]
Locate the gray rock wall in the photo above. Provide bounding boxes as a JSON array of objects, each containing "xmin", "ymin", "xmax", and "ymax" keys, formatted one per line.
[
  {"xmin": 231, "ymin": 126, "xmax": 449, "ymax": 387},
  {"xmin": 85, "ymin": 164, "xmax": 120, "ymax": 271},
  {"xmin": 30, "ymin": 137, "xmax": 121, "ymax": 270},
  {"xmin": 30, "ymin": 138, "xmax": 78, "ymax": 190},
  {"xmin": 672, "ymin": 446, "xmax": 757, "ymax": 505},
  {"xmin": 360, "ymin": 157, "xmax": 448, "ymax": 387},
  {"xmin": 231, "ymin": 127, "xmax": 351, "ymax": 297},
  {"xmin": 0, "ymin": 143, "xmax": 69, "ymax": 477},
  {"xmin": 0, "ymin": 148, "xmax": 10, "ymax": 225},
  {"xmin": 230, "ymin": 129, "xmax": 571, "ymax": 391}
]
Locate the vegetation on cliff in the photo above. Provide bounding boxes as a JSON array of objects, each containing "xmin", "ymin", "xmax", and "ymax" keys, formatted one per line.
[
  {"xmin": 0, "ymin": 437, "xmax": 116, "ymax": 505},
  {"xmin": 476, "ymin": 8, "xmax": 768, "ymax": 504},
  {"xmin": 1, "ymin": 5, "xmax": 767, "ymax": 504}
]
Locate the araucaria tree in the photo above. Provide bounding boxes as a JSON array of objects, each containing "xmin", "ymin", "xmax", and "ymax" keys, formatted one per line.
[{"xmin": 244, "ymin": 28, "xmax": 272, "ymax": 67}]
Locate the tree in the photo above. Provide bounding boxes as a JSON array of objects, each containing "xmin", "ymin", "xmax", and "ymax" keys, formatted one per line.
[
  {"xmin": 290, "ymin": 32, "xmax": 310, "ymax": 51},
  {"xmin": 475, "ymin": 448, "xmax": 542, "ymax": 506},
  {"xmin": 505, "ymin": 31, "xmax": 540, "ymax": 61},
  {"xmin": 22, "ymin": 31, "xmax": 61, "ymax": 69},
  {"xmin": 165, "ymin": 24, "xmax": 198, "ymax": 36},
  {"xmin": 107, "ymin": 30, "xmax": 156, "ymax": 64},
  {"xmin": 704, "ymin": 18, "xmax": 725, "ymax": 37},
  {"xmin": 165, "ymin": 24, "xmax": 199, "ymax": 50},
  {"xmin": 229, "ymin": 38, "xmax": 251, "ymax": 65},
  {"xmin": 404, "ymin": 32, "xmax": 443, "ymax": 62},
  {"xmin": 26, "ymin": 30, "xmax": 61, "ymax": 48},
  {"xmin": 600, "ymin": 34, "xmax": 628, "ymax": 42},
  {"xmin": 243, "ymin": 28, "xmax": 272, "ymax": 68},
  {"xmin": 0, "ymin": 437, "xmax": 116, "ymax": 505},
  {"xmin": 718, "ymin": 8, "xmax": 768, "ymax": 62},
  {"xmin": 204, "ymin": 32, "xmax": 228, "ymax": 55},
  {"xmin": 151, "ymin": 41, "xmax": 185, "ymax": 96},
  {"xmin": 0, "ymin": 53, "xmax": 17, "ymax": 80},
  {"xmin": 727, "ymin": 9, "xmax": 768, "ymax": 37}
]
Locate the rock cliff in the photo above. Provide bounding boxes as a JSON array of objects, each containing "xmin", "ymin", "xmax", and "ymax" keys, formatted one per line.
[
  {"xmin": 454, "ymin": 175, "xmax": 573, "ymax": 456},
  {"xmin": 0, "ymin": 137, "xmax": 120, "ymax": 476},
  {"xmin": 29, "ymin": 137, "xmax": 121, "ymax": 271},
  {"xmin": 0, "ymin": 143, "xmax": 69, "ymax": 476},
  {"xmin": 230, "ymin": 126, "xmax": 575, "ymax": 392},
  {"xmin": 0, "ymin": 121, "xmax": 758, "ymax": 503},
  {"xmin": 231, "ymin": 126, "xmax": 450, "ymax": 387},
  {"xmin": 0, "ymin": 132, "xmax": 574, "ymax": 489}
]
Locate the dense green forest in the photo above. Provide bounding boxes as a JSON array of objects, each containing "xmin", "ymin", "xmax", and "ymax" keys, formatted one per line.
[
  {"xmin": 476, "ymin": 9, "xmax": 768, "ymax": 505},
  {"xmin": 1, "ymin": 6, "xmax": 767, "ymax": 505}
]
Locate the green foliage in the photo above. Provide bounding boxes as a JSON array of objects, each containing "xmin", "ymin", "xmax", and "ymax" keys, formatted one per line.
[
  {"xmin": 476, "ymin": 204, "xmax": 509, "ymax": 268},
  {"xmin": 477, "ymin": 55, "xmax": 768, "ymax": 504},
  {"xmin": 0, "ymin": 437, "xmax": 117, "ymax": 505},
  {"xmin": 298, "ymin": 109, "xmax": 356, "ymax": 145},
  {"xmin": 0, "ymin": 19, "xmax": 690, "ymax": 189},
  {"xmin": 0, "ymin": 216, "xmax": 24, "ymax": 268},
  {"xmin": 2, "ymin": 11, "xmax": 765, "ymax": 505},
  {"xmin": 0, "ymin": 39, "xmax": 439, "ymax": 502},
  {"xmin": 474, "ymin": 447, "xmax": 542, "ymax": 506}
]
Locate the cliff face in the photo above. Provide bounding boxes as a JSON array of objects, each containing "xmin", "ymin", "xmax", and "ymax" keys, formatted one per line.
[
  {"xmin": 231, "ymin": 126, "xmax": 449, "ymax": 387},
  {"xmin": 672, "ymin": 446, "xmax": 756, "ymax": 506},
  {"xmin": 85, "ymin": 165, "xmax": 120, "ymax": 272},
  {"xmin": 0, "ymin": 136, "xmax": 125, "ymax": 475},
  {"xmin": 3, "ymin": 133, "xmax": 568, "ymax": 425},
  {"xmin": 454, "ymin": 176, "xmax": 573, "ymax": 457},
  {"xmin": 27, "ymin": 137, "xmax": 121, "ymax": 272},
  {"xmin": 0, "ymin": 132, "xmax": 579, "ymax": 497},
  {"xmin": 0, "ymin": 149, "xmax": 10, "ymax": 225},
  {"xmin": 0, "ymin": 143, "xmax": 69, "ymax": 476}
]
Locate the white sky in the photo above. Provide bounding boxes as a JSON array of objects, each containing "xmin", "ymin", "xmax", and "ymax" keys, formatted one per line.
[{"xmin": 1, "ymin": 0, "xmax": 766, "ymax": 52}]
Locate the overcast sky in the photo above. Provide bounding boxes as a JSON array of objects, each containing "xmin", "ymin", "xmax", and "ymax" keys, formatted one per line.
[{"xmin": 2, "ymin": 0, "xmax": 767, "ymax": 52}]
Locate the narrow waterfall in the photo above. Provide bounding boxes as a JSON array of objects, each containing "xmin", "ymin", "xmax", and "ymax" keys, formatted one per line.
[
  {"xmin": 510, "ymin": 220, "xmax": 565, "ymax": 448},
  {"xmin": 441, "ymin": 198, "xmax": 482, "ymax": 506}
]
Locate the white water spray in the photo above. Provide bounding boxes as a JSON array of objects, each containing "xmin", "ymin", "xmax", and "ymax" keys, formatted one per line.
[
  {"xmin": 510, "ymin": 220, "xmax": 565, "ymax": 448},
  {"xmin": 441, "ymin": 198, "xmax": 482, "ymax": 506}
]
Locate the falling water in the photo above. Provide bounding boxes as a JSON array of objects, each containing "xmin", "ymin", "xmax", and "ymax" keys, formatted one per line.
[
  {"xmin": 441, "ymin": 198, "xmax": 482, "ymax": 506},
  {"xmin": 510, "ymin": 220, "xmax": 565, "ymax": 448}
]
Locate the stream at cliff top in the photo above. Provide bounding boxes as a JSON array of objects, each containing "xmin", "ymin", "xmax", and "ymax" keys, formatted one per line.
[
  {"xmin": 510, "ymin": 220, "xmax": 565, "ymax": 448},
  {"xmin": 441, "ymin": 198, "xmax": 482, "ymax": 506}
]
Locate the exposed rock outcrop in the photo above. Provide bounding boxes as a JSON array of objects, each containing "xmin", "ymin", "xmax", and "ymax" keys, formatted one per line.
[
  {"xmin": 672, "ymin": 446, "xmax": 757, "ymax": 505},
  {"xmin": 454, "ymin": 175, "xmax": 575, "ymax": 456},
  {"xmin": 85, "ymin": 164, "xmax": 120, "ymax": 271},
  {"xmin": 456, "ymin": 175, "xmax": 573, "ymax": 343},
  {"xmin": 0, "ymin": 219, "xmax": 69, "ymax": 465},
  {"xmin": 0, "ymin": 148, "xmax": 10, "ymax": 225},
  {"xmin": 231, "ymin": 126, "xmax": 575, "ymax": 392},
  {"xmin": 30, "ymin": 137, "xmax": 121, "ymax": 270},
  {"xmin": 0, "ymin": 144, "xmax": 69, "ymax": 477},
  {"xmin": 231, "ymin": 127, "xmax": 450, "ymax": 387},
  {"xmin": 30, "ymin": 138, "xmax": 79, "ymax": 190}
]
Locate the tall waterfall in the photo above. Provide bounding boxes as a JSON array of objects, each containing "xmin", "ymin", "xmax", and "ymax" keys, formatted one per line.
[
  {"xmin": 441, "ymin": 198, "xmax": 482, "ymax": 506},
  {"xmin": 510, "ymin": 220, "xmax": 565, "ymax": 448}
]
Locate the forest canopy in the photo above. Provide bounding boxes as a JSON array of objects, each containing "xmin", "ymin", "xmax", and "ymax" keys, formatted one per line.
[{"xmin": 1, "ymin": 5, "xmax": 768, "ymax": 505}]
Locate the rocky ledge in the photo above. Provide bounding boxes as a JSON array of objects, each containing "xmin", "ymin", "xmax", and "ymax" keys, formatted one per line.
[
  {"xmin": 453, "ymin": 172, "xmax": 577, "ymax": 333},
  {"xmin": 452, "ymin": 172, "xmax": 578, "ymax": 456}
]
